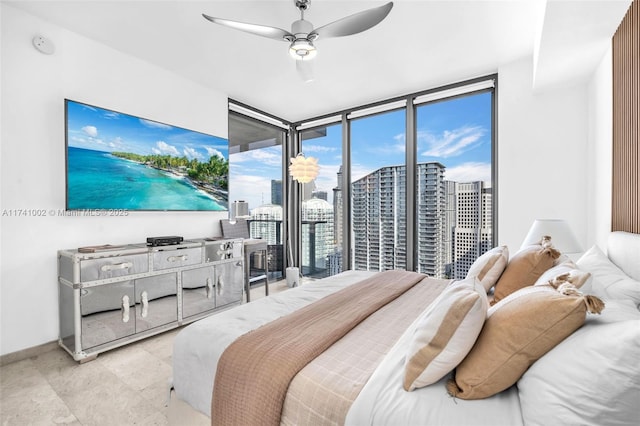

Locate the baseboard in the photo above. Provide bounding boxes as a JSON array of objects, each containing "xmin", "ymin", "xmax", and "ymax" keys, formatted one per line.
[{"xmin": 0, "ymin": 340, "xmax": 59, "ymax": 366}]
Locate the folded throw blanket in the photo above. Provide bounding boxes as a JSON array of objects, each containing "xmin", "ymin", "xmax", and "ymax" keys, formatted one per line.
[{"xmin": 211, "ymin": 269, "xmax": 426, "ymax": 426}]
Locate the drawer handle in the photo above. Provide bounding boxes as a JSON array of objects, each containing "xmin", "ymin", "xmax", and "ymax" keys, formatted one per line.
[
  {"xmin": 101, "ymin": 262, "xmax": 133, "ymax": 272},
  {"xmin": 217, "ymin": 276, "xmax": 225, "ymax": 296},
  {"xmin": 206, "ymin": 278, "xmax": 213, "ymax": 299},
  {"xmin": 140, "ymin": 291, "xmax": 148, "ymax": 318},
  {"xmin": 121, "ymin": 295, "xmax": 130, "ymax": 323},
  {"xmin": 167, "ymin": 255, "xmax": 187, "ymax": 262}
]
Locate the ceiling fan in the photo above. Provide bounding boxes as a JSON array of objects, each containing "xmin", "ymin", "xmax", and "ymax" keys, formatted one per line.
[{"xmin": 202, "ymin": 1, "xmax": 394, "ymax": 80}]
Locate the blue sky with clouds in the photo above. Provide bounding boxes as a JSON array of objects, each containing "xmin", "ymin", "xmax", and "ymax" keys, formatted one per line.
[
  {"xmin": 66, "ymin": 100, "xmax": 228, "ymax": 162},
  {"xmin": 231, "ymin": 92, "xmax": 492, "ymax": 210}
]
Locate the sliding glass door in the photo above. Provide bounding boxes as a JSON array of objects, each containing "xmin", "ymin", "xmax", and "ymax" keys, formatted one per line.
[
  {"xmin": 300, "ymin": 123, "xmax": 343, "ymax": 278},
  {"xmin": 228, "ymin": 110, "xmax": 287, "ymax": 280}
]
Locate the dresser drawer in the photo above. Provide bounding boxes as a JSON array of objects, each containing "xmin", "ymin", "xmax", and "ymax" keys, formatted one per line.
[
  {"xmin": 152, "ymin": 247, "xmax": 202, "ymax": 270},
  {"xmin": 80, "ymin": 254, "xmax": 149, "ymax": 282},
  {"xmin": 204, "ymin": 239, "xmax": 243, "ymax": 262}
]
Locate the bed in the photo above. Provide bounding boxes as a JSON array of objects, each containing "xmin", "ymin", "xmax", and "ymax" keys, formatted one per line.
[{"xmin": 169, "ymin": 231, "xmax": 640, "ymax": 425}]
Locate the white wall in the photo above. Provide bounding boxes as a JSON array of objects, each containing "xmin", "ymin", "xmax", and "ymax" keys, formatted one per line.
[
  {"xmin": 587, "ymin": 47, "xmax": 613, "ymax": 251},
  {"xmin": 0, "ymin": 5, "xmax": 229, "ymax": 356},
  {"xmin": 1, "ymin": 4, "xmax": 612, "ymax": 357},
  {"xmin": 497, "ymin": 55, "xmax": 590, "ymax": 253}
]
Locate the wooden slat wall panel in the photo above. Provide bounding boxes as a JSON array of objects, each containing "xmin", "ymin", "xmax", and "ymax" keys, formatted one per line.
[{"xmin": 612, "ymin": 0, "xmax": 640, "ymax": 233}]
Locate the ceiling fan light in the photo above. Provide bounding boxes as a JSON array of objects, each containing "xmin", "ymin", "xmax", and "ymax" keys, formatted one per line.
[{"xmin": 289, "ymin": 39, "xmax": 317, "ymax": 60}]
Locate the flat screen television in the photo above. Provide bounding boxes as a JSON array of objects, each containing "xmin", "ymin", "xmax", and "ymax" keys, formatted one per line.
[{"xmin": 65, "ymin": 99, "xmax": 229, "ymax": 211}]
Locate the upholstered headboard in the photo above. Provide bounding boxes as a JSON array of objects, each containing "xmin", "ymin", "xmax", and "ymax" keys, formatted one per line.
[{"xmin": 607, "ymin": 231, "xmax": 640, "ymax": 281}]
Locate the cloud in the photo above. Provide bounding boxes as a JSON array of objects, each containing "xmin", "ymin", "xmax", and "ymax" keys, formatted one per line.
[
  {"xmin": 139, "ymin": 118, "xmax": 173, "ymax": 130},
  {"xmin": 302, "ymin": 144, "xmax": 338, "ymax": 154},
  {"xmin": 418, "ymin": 125, "xmax": 486, "ymax": 158},
  {"xmin": 351, "ymin": 162, "xmax": 376, "ymax": 182},
  {"xmin": 152, "ymin": 141, "xmax": 180, "ymax": 156},
  {"xmin": 228, "ymin": 174, "xmax": 274, "ymax": 209},
  {"xmin": 444, "ymin": 162, "xmax": 491, "ymax": 184},
  {"xmin": 82, "ymin": 126, "xmax": 98, "ymax": 137},
  {"xmin": 232, "ymin": 147, "xmax": 282, "ymax": 167},
  {"xmin": 183, "ymin": 146, "xmax": 203, "ymax": 160},
  {"xmin": 314, "ymin": 162, "xmax": 340, "ymax": 203},
  {"xmin": 205, "ymin": 146, "xmax": 225, "ymax": 159},
  {"xmin": 359, "ymin": 133, "xmax": 405, "ymax": 156},
  {"xmin": 108, "ymin": 137, "xmax": 125, "ymax": 150}
]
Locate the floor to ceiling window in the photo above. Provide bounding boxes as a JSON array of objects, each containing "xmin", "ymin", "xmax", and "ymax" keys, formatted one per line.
[
  {"xmin": 228, "ymin": 75, "xmax": 496, "ymax": 281},
  {"xmin": 349, "ymin": 108, "xmax": 407, "ymax": 272},
  {"xmin": 415, "ymin": 90, "xmax": 494, "ymax": 279},
  {"xmin": 300, "ymin": 123, "xmax": 343, "ymax": 278},
  {"xmin": 228, "ymin": 108, "xmax": 288, "ymax": 280}
]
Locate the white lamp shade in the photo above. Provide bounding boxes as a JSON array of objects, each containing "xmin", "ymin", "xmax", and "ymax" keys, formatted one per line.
[
  {"xmin": 521, "ymin": 219, "xmax": 582, "ymax": 253},
  {"xmin": 289, "ymin": 154, "xmax": 319, "ymax": 184}
]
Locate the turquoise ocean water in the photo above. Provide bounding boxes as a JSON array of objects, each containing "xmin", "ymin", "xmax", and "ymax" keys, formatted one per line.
[{"xmin": 67, "ymin": 147, "xmax": 226, "ymax": 211}]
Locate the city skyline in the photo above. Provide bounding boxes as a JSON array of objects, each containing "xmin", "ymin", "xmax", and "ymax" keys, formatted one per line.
[
  {"xmin": 243, "ymin": 163, "xmax": 492, "ymax": 280},
  {"xmin": 229, "ymin": 91, "xmax": 492, "ymax": 211}
]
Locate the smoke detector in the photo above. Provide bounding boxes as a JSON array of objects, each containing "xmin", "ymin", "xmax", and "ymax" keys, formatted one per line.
[{"xmin": 32, "ymin": 35, "xmax": 55, "ymax": 55}]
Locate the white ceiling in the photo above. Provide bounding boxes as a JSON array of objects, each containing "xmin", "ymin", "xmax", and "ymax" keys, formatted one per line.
[{"xmin": 6, "ymin": 0, "xmax": 631, "ymax": 122}]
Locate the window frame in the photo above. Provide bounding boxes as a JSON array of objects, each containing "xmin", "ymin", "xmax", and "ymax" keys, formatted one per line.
[{"xmin": 229, "ymin": 74, "xmax": 498, "ymax": 275}]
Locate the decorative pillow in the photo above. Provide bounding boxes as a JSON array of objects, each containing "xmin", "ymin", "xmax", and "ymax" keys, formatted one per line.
[
  {"xmin": 518, "ymin": 300, "xmax": 640, "ymax": 426},
  {"xmin": 465, "ymin": 245, "xmax": 509, "ymax": 292},
  {"xmin": 403, "ymin": 277, "xmax": 488, "ymax": 391},
  {"xmin": 533, "ymin": 260, "xmax": 591, "ymax": 289},
  {"xmin": 446, "ymin": 286, "xmax": 604, "ymax": 400},
  {"xmin": 491, "ymin": 239, "xmax": 560, "ymax": 304},
  {"xmin": 577, "ymin": 245, "xmax": 640, "ymax": 307}
]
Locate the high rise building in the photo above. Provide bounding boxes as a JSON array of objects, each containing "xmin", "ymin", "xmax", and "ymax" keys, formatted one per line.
[
  {"xmin": 301, "ymin": 180, "xmax": 316, "ymax": 201},
  {"xmin": 250, "ymin": 203, "xmax": 284, "ymax": 277},
  {"xmin": 333, "ymin": 166, "xmax": 343, "ymax": 248},
  {"xmin": 301, "ymin": 197, "xmax": 334, "ymax": 277},
  {"xmin": 352, "ymin": 162, "xmax": 446, "ymax": 276},
  {"xmin": 312, "ymin": 190, "xmax": 328, "ymax": 201},
  {"xmin": 443, "ymin": 180, "xmax": 457, "ymax": 278},
  {"xmin": 415, "ymin": 162, "xmax": 446, "ymax": 277},
  {"xmin": 270, "ymin": 180, "xmax": 282, "ymax": 205},
  {"xmin": 250, "ymin": 204, "xmax": 282, "ymax": 245},
  {"xmin": 452, "ymin": 182, "xmax": 493, "ymax": 279}
]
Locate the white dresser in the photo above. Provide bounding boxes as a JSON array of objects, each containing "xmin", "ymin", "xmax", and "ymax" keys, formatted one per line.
[{"xmin": 58, "ymin": 238, "xmax": 243, "ymax": 362}]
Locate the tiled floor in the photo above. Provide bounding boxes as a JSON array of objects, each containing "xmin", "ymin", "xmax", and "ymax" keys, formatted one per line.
[{"xmin": 0, "ymin": 281, "xmax": 289, "ymax": 426}]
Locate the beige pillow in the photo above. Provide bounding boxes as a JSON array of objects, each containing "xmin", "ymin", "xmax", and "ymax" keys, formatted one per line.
[
  {"xmin": 534, "ymin": 261, "xmax": 591, "ymax": 289},
  {"xmin": 446, "ymin": 286, "xmax": 604, "ymax": 400},
  {"xmin": 403, "ymin": 277, "xmax": 488, "ymax": 391},
  {"xmin": 492, "ymin": 244, "xmax": 559, "ymax": 304},
  {"xmin": 465, "ymin": 246, "xmax": 509, "ymax": 292}
]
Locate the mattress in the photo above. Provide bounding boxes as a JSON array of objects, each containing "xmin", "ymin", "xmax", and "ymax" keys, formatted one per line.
[{"xmin": 171, "ymin": 270, "xmax": 377, "ymax": 417}]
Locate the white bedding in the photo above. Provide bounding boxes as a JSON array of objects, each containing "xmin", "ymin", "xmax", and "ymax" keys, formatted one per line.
[
  {"xmin": 171, "ymin": 270, "xmax": 376, "ymax": 417},
  {"xmin": 171, "ymin": 232, "xmax": 640, "ymax": 425},
  {"xmin": 345, "ymin": 312, "xmax": 524, "ymax": 426}
]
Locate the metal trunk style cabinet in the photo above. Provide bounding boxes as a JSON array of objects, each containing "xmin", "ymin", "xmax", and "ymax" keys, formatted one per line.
[{"xmin": 58, "ymin": 238, "xmax": 243, "ymax": 362}]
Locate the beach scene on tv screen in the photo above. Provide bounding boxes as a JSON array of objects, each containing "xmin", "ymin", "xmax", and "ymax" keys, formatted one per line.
[{"xmin": 66, "ymin": 100, "xmax": 229, "ymax": 211}]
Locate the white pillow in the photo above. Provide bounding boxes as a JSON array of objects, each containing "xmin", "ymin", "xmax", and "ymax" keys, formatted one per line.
[
  {"xmin": 577, "ymin": 245, "xmax": 640, "ymax": 307},
  {"xmin": 403, "ymin": 276, "xmax": 488, "ymax": 391},
  {"xmin": 533, "ymin": 260, "xmax": 592, "ymax": 289},
  {"xmin": 465, "ymin": 245, "xmax": 509, "ymax": 292},
  {"xmin": 518, "ymin": 300, "xmax": 640, "ymax": 426}
]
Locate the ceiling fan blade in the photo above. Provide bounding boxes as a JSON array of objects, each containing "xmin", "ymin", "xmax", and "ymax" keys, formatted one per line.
[
  {"xmin": 308, "ymin": 2, "xmax": 393, "ymax": 40},
  {"xmin": 202, "ymin": 14, "xmax": 293, "ymax": 42}
]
